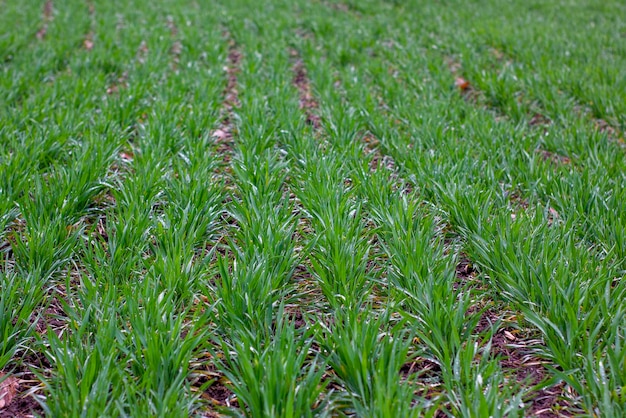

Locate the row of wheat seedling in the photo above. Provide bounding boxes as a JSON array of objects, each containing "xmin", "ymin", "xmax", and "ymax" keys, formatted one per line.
[
  {"xmin": 207, "ymin": 5, "xmax": 328, "ymax": 415},
  {"xmin": 2, "ymin": 0, "xmax": 235, "ymax": 415},
  {"xmin": 293, "ymin": 7, "xmax": 526, "ymax": 415},
  {"xmin": 301, "ymin": 1, "xmax": 625, "ymax": 414}
]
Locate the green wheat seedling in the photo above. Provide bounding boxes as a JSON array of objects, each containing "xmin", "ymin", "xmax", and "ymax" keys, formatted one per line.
[
  {"xmin": 214, "ymin": 308, "xmax": 329, "ymax": 418},
  {"xmin": 0, "ymin": 270, "xmax": 44, "ymax": 370},
  {"xmin": 319, "ymin": 308, "xmax": 431, "ymax": 417},
  {"xmin": 1, "ymin": 0, "xmax": 624, "ymax": 416}
]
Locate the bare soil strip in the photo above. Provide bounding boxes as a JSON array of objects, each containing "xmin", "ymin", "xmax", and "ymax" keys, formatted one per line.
[
  {"xmin": 460, "ymin": 264, "xmax": 574, "ymax": 416},
  {"xmin": 286, "ymin": 47, "xmax": 333, "ymax": 318},
  {"xmin": 319, "ymin": 0, "xmax": 362, "ymax": 17},
  {"xmin": 210, "ymin": 31, "xmax": 242, "ymax": 164},
  {"xmin": 83, "ymin": 1, "xmax": 95, "ymax": 51},
  {"xmin": 105, "ymin": 72, "xmax": 128, "ymax": 95},
  {"xmin": 363, "ymin": 56, "xmax": 574, "ymax": 415},
  {"xmin": 166, "ymin": 16, "xmax": 183, "ymax": 71},
  {"xmin": 574, "ymin": 104, "xmax": 626, "ymax": 148},
  {"xmin": 198, "ymin": 32, "xmax": 243, "ymax": 414},
  {"xmin": 290, "ymin": 49, "xmax": 322, "ymax": 129},
  {"xmin": 0, "ymin": 370, "xmax": 43, "ymax": 417},
  {"xmin": 36, "ymin": 0, "xmax": 54, "ymax": 40}
]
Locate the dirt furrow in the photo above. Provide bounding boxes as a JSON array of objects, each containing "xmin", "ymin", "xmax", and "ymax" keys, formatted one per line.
[
  {"xmin": 361, "ymin": 52, "xmax": 573, "ymax": 416},
  {"xmin": 166, "ymin": 16, "xmax": 183, "ymax": 71},
  {"xmin": 210, "ymin": 31, "xmax": 242, "ymax": 164},
  {"xmin": 574, "ymin": 104, "xmax": 626, "ymax": 148},
  {"xmin": 36, "ymin": 0, "xmax": 54, "ymax": 40},
  {"xmin": 290, "ymin": 48, "xmax": 322, "ymax": 129},
  {"xmin": 197, "ymin": 31, "xmax": 244, "ymax": 414},
  {"xmin": 82, "ymin": 1, "xmax": 95, "ymax": 51}
]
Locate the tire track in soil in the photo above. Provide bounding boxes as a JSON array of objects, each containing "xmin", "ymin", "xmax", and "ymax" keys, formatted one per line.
[{"xmin": 36, "ymin": 0, "xmax": 54, "ymax": 41}]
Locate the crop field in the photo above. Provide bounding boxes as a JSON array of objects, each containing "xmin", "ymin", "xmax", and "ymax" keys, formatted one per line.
[{"xmin": 1, "ymin": 0, "xmax": 625, "ymax": 416}]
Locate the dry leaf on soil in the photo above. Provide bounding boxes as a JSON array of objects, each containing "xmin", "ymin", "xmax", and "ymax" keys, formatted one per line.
[
  {"xmin": 0, "ymin": 373, "xmax": 19, "ymax": 409},
  {"xmin": 455, "ymin": 77, "xmax": 471, "ymax": 91}
]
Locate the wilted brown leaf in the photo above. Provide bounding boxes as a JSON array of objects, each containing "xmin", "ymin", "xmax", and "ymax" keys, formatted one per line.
[
  {"xmin": 504, "ymin": 330, "xmax": 516, "ymax": 341},
  {"xmin": 0, "ymin": 373, "xmax": 19, "ymax": 409},
  {"xmin": 455, "ymin": 77, "xmax": 471, "ymax": 91},
  {"xmin": 119, "ymin": 151, "xmax": 134, "ymax": 161},
  {"xmin": 211, "ymin": 129, "xmax": 229, "ymax": 140},
  {"xmin": 548, "ymin": 207, "xmax": 559, "ymax": 219},
  {"xmin": 36, "ymin": 25, "xmax": 48, "ymax": 40}
]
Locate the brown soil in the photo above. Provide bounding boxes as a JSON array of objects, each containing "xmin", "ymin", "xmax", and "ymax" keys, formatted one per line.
[
  {"xmin": 106, "ymin": 72, "xmax": 128, "ymax": 95},
  {"xmin": 34, "ymin": 292, "xmax": 68, "ymax": 337},
  {"xmin": 529, "ymin": 113, "xmax": 551, "ymax": 127},
  {"xmin": 322, "ymin": 0, "xmax": 361, "ymax": 17},
  {"xmin": 204, "ymin": 380, "xmax": 237, "ymax": 407},
  {"xmin": 36, "ymin": 1, "xmax": 54, "ymax": 40},
  {"xmin": 475, "ymin": 307, "xmax": 575, "ymax": 416},
  {"xmin": 454, "ymin": 253, "xmax": 575, "ymax": 416},
  {"xmin": 0, "ymin": 390, "xmax": 42, "ymax": 418},
  {"xmin": 136, "ymin": 41, "xmax": 149, "ymax": 64},
  {"xmin": 455, "ymin": 256, "xmax": 476, "ymax": 281},
  {"xmin": 290, "ymin": 49, "xmax": 322, "ymax": 129},
  {"xmin": 2, "ymin": 350, "xmax": 50, "ymax": 418},
  {"xmin": 83, "ymin": 1, "xmax": 96, "ymax": 51},
  {"xmin": 166, "ymin": 17, "xmax": 182, "ymax": 70},
  {"xmin": 210, "ymin": 31, "xmax": 242, "ymax": 165},
  {"xmin": 83, "ymin": 32, "xmax": 94, "ymax": 51},
  {"xmin": 593, "ymin": 117, "xmax": 625, "ymax": 148},
  {"xmin": 536, "ymin": 148, "xmax": 572, "ymax": 165}
]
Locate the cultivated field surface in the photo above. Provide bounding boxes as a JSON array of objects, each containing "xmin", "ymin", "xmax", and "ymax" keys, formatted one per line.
[{"xmin": 1, "ymin": 0, "xmax": 625, "ymax": 416}]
